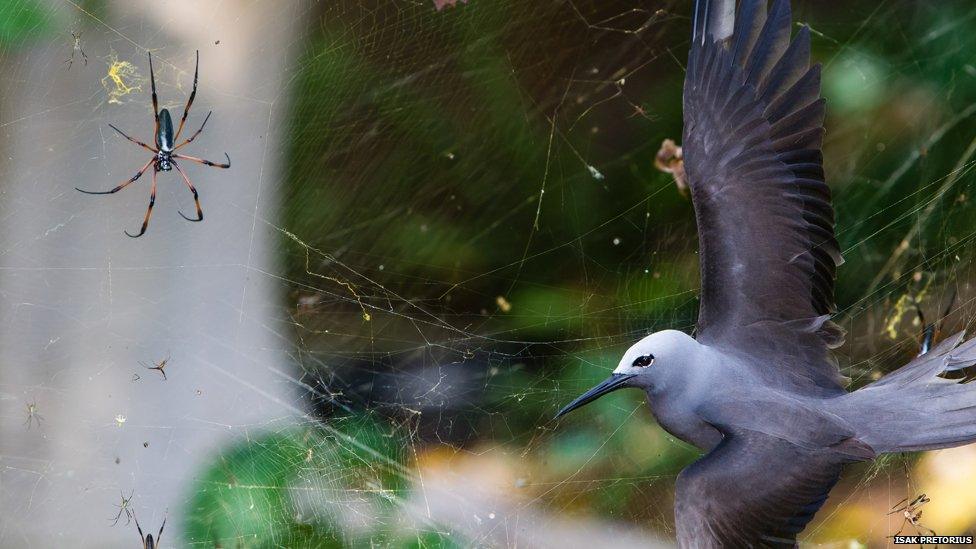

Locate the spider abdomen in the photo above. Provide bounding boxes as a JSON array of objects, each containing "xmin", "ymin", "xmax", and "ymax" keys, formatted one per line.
[{"xmin": 156, "ymin": 108, "xmax": 175, "ymax": 152}]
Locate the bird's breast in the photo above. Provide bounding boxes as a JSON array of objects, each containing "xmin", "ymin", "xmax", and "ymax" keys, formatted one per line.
[{"xmin": 647, "ymin": 393, "xmax": 723, "ymax": 451}]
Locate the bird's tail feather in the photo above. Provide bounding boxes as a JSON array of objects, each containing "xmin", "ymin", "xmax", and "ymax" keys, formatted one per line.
[{"xmin": 846, "ymin": 331, "xmax": 976, "ymax": 454}]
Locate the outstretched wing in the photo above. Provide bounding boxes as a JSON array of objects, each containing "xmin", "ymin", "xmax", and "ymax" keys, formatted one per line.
[
  {"xmin": 684, "ymin": 0, "xmax": 847, "ymax": 395},
  {"xmin": 674, "ymin": 428, "xmax": 850, "ymax": 547}
]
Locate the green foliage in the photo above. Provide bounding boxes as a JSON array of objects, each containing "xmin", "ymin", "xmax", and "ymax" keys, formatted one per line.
[
  {"xmin": 821, "ymin": 3, "xmax": 976, "ymax": 312},
  {"xmin": 0, "ymin": 0, "xmax": 52, "ymax": 46},
  {"xmin": 184, "ymin": 417, "xmax": 462, "ymax": 547}
]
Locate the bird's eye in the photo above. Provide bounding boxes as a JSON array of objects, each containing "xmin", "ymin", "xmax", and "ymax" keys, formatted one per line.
[{"xmin": 632, "ymin": 354, "xmax": 655, "ymax": 367}]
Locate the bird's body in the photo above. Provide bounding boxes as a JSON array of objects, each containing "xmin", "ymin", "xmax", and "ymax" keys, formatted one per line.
[
  {"xmin": 617, "ymin": 331, "xmax": 870, "ymax": 458},
  {"xmin": 556, "ymin": 1, "xmax": 976, "ymax": 546}
]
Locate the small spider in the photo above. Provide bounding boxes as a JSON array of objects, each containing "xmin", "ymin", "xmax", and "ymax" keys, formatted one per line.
[
  {"xmin": 134, "ymin": 512, "xmax": 166, "ymax": 549},
  {"xmin": 140, "ymin": 354, "xmax": 170, "ymax": 380},
  {"xmin": 76, "ymin": 50, "xmax": 230, "ymax": 237},
  {"xmin": 64, "ymin": 31, "xmax": 88, "ymax": 69},
  {"xmin": 628, "ymin": 103, "xmax": 653, "ymax": 120},
  {"xmin": 888, "ymin": 493, "xmax": 935, "ymax": 540},
  {"xmin": 110, "ymin": 489, "xmax": 134, "ymax": 527},
  {"xmin": 24, "ymin": 400, "xmax": 43, "ymax": 429}
]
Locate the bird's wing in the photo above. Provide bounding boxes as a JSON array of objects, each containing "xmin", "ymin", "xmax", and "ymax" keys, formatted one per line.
[
  {"xmin": 674, "ymin": 428, "xmax": 850, "ymax": 547},
  {"xmin": 684, "ymin": 0, "xmax": 847, "ymax": 394}
]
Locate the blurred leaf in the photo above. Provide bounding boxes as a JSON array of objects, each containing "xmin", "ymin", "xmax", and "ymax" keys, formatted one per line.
[
  {"xmin": 0, "ymin": 0, "xmax": 52, "ymax": 46},
  {"xmin": 184, "ymin": 417, "xmax": 465, "ymax": 547},
  {"xmin": 824, "ymin": 50, "xmax": 885, "ymax": 113}
]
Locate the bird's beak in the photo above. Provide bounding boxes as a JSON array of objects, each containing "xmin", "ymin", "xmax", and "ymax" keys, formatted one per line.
[{"xmin": 555, "ymin": 373, "xmax": 636, "ymax": 419}]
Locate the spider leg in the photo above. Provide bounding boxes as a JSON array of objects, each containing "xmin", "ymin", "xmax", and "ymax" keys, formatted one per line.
[
  {"xmin": 935, "ymin": 289, "xmax": 958, "ymax": 343},
  {"xmin": 76, "ymin": 159, "xmax": 154, "ymax": 195},
  {"xmin": 109, "ymin": 124, "xmax": 157, "ymax": 153},
  {"xmin": 157, "ymin": 514, "xmax": 167, "ymax": 546},
  {"xmin": 172, "ymin": 152, "xmax": 231, "ymax": 169},
  {"xmin": 174, "ymin": 50, "xmax": 199, "ymax": 141},
  {"xmin": 146, "ymin": 362, "xmax": 167, "ymax": 380},
  {"xmin": 889, "ymin": 518, "xmax": 909, "ymax": 538},
  {"xmin": 134, "ymin": 513, "xmax": 145, "ymax": 542},
  {"xmin": 172, "ymin": 161, "xmax": 203, "ymax": 222},
  {"xmin": 125, "ymin": 169, "xmax": 157, "ymax": 238},
  {"xmin": 887, "ymin": 497, "xmax": 910, "ymax": 515},
  {"xmin": 915, "ymin": 290, "xmax": 957, "ymax": 356},
  {"xmin": 174, "ymin": 110, "xmax": 211, "ymax": 150},
  {"xmin": 149, "ymin": 51, "xmax": 159, "ymax": 137}
]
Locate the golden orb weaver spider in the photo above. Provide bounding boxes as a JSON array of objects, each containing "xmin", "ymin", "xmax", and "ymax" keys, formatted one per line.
[
  {"xmin": 77, "ymin": 50, "xmax": 230, "ymax": 237},
  {"xmin": 887, "ymin": 493, "xmax": 935, "ymax": 539}
]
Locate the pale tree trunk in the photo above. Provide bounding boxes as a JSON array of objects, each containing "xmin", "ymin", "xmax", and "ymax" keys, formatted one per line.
[{"xmin": 0, "ymin": 1, "xmax": 302, "ymax": 545}]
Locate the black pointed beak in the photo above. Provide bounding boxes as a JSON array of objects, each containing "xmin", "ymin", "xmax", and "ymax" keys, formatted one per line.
[{"xmin": 554, "ymin": 373, "xmax": 636, "ymax": 419}]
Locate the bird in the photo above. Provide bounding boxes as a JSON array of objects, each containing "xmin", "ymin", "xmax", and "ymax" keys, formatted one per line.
[{"xmin": 555, "ymin": 0, "xmax": 976, "ymax": 546}]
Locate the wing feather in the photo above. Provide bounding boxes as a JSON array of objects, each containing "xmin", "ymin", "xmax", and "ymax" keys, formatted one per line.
[
  {"xmin": 759, "ymin": 26, "xmax": 811, "ymax": 102},
  {"xmin": 770, "ymin": 102, "xmax": 824, "ymax": 144},
  {"xmin": 675, "ymin": 429, "xmax": 851, "ymax": 547},
  {"xmin": 684, "ymin": 0, "xmax": 845, "ymax": 394},
  {"xmin": 744, "ymin": 0, "xmax": 792, "ymax": 86},
  {"xmin": 766, "ymin": 65, "xmax": 822, "ymax": 122},
  {"xmin": 732, "ymin": 0, "xmax": 767, "ymax": 67}
]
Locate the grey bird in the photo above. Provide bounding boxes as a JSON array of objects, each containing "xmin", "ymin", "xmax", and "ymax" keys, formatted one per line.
[{"xmin": 556, "ymin": 0, "xmax": 976, "ymax": 546}]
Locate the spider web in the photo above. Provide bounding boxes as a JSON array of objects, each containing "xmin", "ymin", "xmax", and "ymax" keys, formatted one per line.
[{"xmin": 1, "ymin": 0, "xmax": 976, "ymax": 546}]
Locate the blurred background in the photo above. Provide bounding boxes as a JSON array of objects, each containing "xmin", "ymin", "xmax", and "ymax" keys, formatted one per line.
[{"xmin": 1, "ymin": 0, "xmax": 976, "ymax": 546}]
